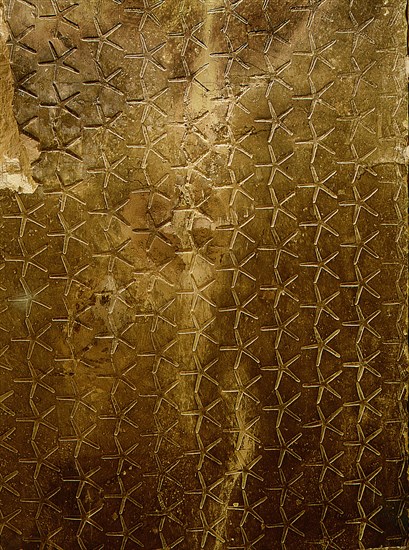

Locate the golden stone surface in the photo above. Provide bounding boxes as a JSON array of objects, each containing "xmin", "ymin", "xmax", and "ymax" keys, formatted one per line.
[{"xmin": 0, "ymin": 0, "xmax": 407, "ymax": 548}]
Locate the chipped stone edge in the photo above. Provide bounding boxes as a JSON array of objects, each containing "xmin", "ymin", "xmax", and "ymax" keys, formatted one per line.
[{"xmin": 0, "ymin": 1, "xmax": 38, "ymax": 193}]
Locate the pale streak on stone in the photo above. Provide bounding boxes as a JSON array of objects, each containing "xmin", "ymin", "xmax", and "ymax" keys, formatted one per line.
[{"xmin": 0, "ymin": 3, "xmax": 37, "ymax": 193}]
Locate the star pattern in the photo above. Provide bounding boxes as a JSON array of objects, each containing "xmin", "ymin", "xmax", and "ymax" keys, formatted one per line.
[{"xmin": 0, "ymin": 0, "xmax": 405, "ymax": 548}]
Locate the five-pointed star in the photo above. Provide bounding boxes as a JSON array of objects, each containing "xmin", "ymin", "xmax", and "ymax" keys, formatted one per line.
[
  {"xmin": 302, "ymin": 327, "xmax": 341, "ymax": 366},
  {"xmin": 255, "ymin": 102, "xmax": 293, "ymax": 142}
]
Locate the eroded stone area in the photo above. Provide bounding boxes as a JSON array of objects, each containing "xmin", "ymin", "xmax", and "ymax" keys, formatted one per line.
[
  {"xmin": 0, "ymin": 0, "xmax": 407, "ymax": 548},
  {"xmin": 0, "ymin": 4, "xmax": 38, "ymax": 192}
]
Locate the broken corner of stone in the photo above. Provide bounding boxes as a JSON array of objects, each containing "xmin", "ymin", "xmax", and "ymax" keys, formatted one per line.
[{"xmin": 0, "ymin": 3, "xmax": 38, "ymax": 194}]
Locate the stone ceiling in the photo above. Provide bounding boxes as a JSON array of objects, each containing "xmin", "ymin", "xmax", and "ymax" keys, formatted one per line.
[{"xmin": 0, "ymin": 0, "xmax": 407, "ymax": 548}]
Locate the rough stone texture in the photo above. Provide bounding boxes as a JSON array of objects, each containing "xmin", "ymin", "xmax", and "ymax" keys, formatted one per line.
[
  {"xmin": 0, "ymin": 0, "xmax": 407, "ymax": 548},
  {"xmin": 0, "ymin": 4, "xmax": 38, "ymax": 192}
]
